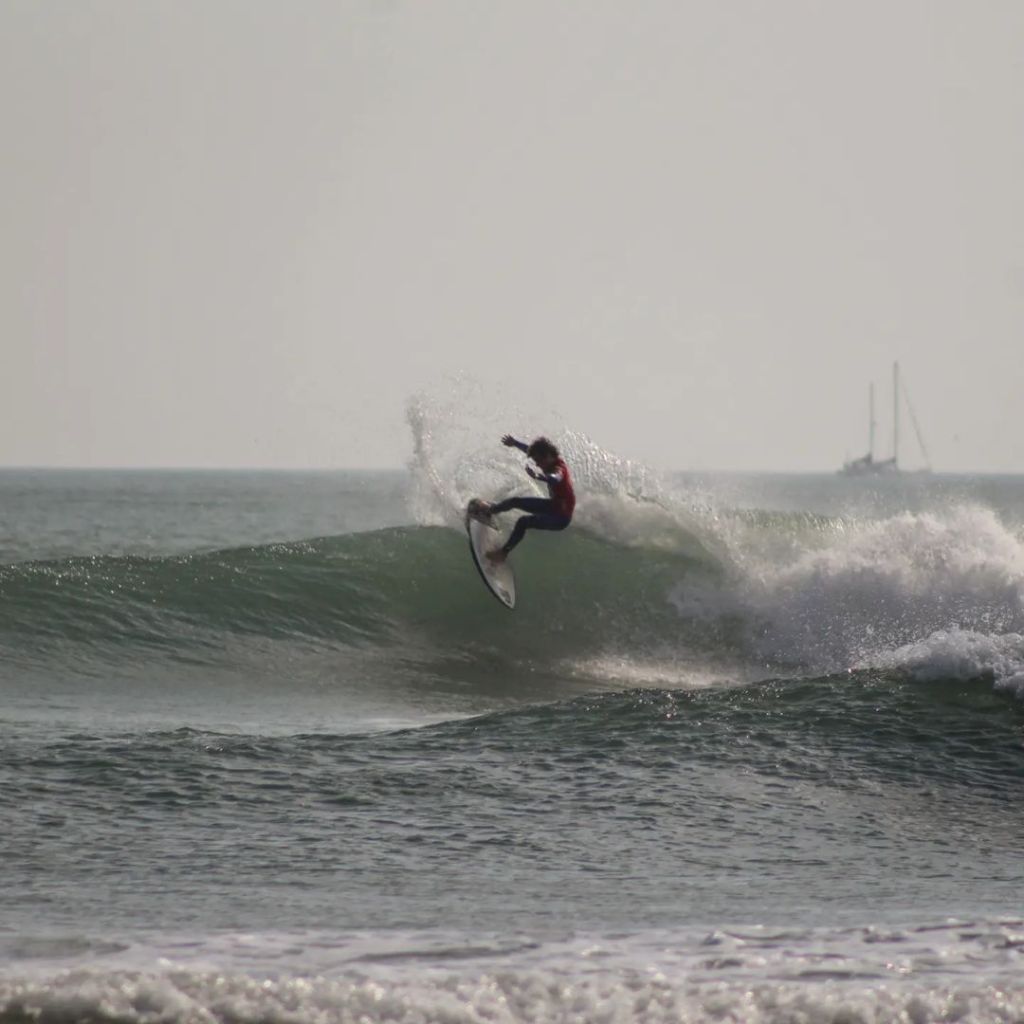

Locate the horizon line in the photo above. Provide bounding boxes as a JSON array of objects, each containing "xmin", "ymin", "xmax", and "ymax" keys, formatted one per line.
[{"xmin": 1, "ymin": 465, "xmax": 1022, "ymax": 477}]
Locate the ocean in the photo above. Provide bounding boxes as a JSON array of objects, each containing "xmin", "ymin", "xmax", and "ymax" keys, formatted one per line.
[{"xmin": 2, "ymin": 415, "xmax": 1023, "ymax": 1023}]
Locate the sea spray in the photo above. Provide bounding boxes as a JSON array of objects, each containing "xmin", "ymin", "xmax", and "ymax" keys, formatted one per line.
[
  {"xmin": 723, "ymin": 504, "xmax": 1024, "ymax": 676},
  {"xmin": 406, "ymin": 385, "xmax": 1024, "ymax": 691}
]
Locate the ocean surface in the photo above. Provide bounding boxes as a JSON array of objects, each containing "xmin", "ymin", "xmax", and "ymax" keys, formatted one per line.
[{"xmin": 3, "ymin": 420, "xmax": 1024, "ymax": 1022}]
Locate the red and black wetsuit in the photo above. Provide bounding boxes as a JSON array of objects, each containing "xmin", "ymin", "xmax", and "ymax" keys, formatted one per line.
[{"xmin": 491, "ymin": 445, "xmax": 575, "ymax": 554}]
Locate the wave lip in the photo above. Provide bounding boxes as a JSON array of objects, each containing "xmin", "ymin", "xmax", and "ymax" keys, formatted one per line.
[{"xmin": 668, "ymin": 504, "xmax": 1024, "ymax": 688}]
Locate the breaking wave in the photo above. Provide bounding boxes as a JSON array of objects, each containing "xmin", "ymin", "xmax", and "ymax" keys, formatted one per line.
[{"xmin": 1, "ymin": 389, "xmax": 1022, "ymax": 698}]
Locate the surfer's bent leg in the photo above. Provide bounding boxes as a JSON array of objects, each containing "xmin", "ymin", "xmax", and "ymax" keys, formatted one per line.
[
  {"xmin": 489, "ymin": 497, "xmax": 552, "ymax": 516},
  {"xmin": 502, "ymin": 509, "xmax": 571, "ymax": 554}
]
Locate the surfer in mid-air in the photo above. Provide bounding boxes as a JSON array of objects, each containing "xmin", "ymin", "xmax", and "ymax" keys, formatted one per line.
[{"xmin": 473, "ymin": 435, "xmax": 576, "ymax": 565}]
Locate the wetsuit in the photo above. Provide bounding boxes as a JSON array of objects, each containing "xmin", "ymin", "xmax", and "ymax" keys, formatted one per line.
[{"xmin": 492, "ymin": 440, "xmax": 575, "ymax": 554}]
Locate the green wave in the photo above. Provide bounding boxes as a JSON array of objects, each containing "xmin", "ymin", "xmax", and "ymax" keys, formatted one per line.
[{"xmin": 0, "ymin": 526, "xmax": 722, "ymax": 663}]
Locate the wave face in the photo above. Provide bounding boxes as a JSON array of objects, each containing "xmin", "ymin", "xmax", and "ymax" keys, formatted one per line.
[
  {"xmin": 0, "ymin": 527, "xmax": 714, "ymax": 669},
  {"xmin": 4, "ymin": 510, "xmax": 1023, "ymax": 693}
]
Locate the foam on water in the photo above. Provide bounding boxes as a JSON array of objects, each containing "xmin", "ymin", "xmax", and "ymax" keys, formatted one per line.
[
  {"xmin": 562, "ymin": 653, "xmax": 734, "ymax": 689},
  {"xmin": 865, "ymin": 629, "xmax": 1024, "ymax": 691},
  {"xmin": 728, "ymin": 506, "xmax": 1024, "ymax": 692},
  {"xmin": 3, "ymin": 923, "xmax": 1024, "ymax": 1024}
]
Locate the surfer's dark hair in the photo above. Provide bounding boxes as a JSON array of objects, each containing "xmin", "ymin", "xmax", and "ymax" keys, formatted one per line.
[{"xmin": 527, "ymin": 437, "xmax": 559, "ymax": 461}]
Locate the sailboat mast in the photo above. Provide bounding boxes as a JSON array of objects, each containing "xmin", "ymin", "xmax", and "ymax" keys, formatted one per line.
[
  {"xmin": 869, "ymin": 383, "xmax": 875, "ymax": 460},
  {"xmin": 892, "ymin": 361, "xmax": 900, "ymax": 468}
]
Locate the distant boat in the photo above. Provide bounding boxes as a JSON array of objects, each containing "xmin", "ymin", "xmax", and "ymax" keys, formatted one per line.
[{"xmin": 840, "ymin": 362, "xmax": 931, "ymax": 476}]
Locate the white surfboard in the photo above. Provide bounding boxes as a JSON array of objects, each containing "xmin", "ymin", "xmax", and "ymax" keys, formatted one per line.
[{"xmin": 465, "ymin": 500, "xmax": 516, "ymax": 610}]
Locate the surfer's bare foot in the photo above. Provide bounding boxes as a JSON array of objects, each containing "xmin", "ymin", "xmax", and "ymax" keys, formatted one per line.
[{"xmin": 486, "ymin": 548, "xmax": 507, "ymax": 565}]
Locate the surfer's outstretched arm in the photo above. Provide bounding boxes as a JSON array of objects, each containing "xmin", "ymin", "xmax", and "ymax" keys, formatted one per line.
[{"xmin": 501, "ymin": 434, "xmax": 529, "ymax": 453}]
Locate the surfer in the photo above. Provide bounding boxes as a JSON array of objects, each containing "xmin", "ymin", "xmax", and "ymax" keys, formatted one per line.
[{"xmin": 479, "ymin": 435, "xmax": 575, "ymax": 564}]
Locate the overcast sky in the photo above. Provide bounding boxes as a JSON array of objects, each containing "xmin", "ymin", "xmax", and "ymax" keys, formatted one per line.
[{"xmin": 2, "ymin": 1, "xmax": 1021, "ymax": 471}]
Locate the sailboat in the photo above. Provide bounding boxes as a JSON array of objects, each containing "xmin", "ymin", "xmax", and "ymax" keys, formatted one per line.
[{"xmin": 839, "ymin": 362, "xmax": 931, "ymax": 476}]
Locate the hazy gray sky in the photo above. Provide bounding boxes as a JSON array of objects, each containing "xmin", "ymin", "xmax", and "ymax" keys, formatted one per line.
[{"xmin": 2, "ymin": 1, "xmax": 1022, "ymax": 471}]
